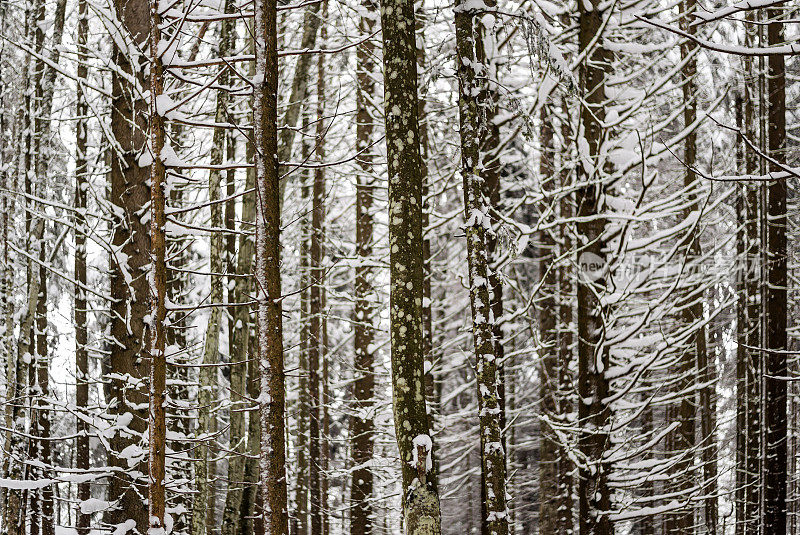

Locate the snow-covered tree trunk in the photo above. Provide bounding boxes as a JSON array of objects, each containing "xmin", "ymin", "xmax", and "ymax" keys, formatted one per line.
[
  {"xmin": 379, "ymin": 0, "xmax": 441, "ymax": 528},
  {"xmin": 454, "ymin": 2, "xmax": 508, "ymax": 534},
  {"xmin": 576, "ymin": 0, "xmax": 612, "ymax": 533},
  {"xmin": 105, "ymin": 0, "xmax": 151, "ymax": 528},
  {"xmin": 74, "ymin": 0, "xmax": 90, "ymax": 529},
  {"xmin": 253, "ymin": 0, "xmax": 289, "ymax": 531}
]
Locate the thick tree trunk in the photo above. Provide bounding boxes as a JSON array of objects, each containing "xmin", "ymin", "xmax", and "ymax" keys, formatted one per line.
[
  {"xmin": 350, "ymin": 5, "xmax": 377, "ymax": 532},
  {"xmin": 763, "ymin": 8, "xmax": 787, "ymax": 535},
  {"xmin": 576, "ymin": 0, "xmax": 612, "ymax": 533},
  {"xmin": 379, "ymin": 0, "xmax": 441, "ymax": 529},
  {"xmin": 253, "ymin": 0, "xmax": 289, "ymax": 532},
  {"xmin": 105, "ymin": 0, "xmax": 150, "ymax": 528}
]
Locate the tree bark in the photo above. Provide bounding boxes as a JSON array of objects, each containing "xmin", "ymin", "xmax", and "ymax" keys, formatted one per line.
[
  {"xmin": 309, "ymin": 24, "xmax": 327, "ymax": 535},
  {"xmin": 576, "ymin": 0, "xmax": 612, "ymax": 532},
  {"xmin": 379, "ymin": 0, "xmax": 441, "ymax": 528},
  {"xmin": 763, "ymin": 8, "xmax": 787, "ymax": 535},
  {"xmin": 454, "ymin": 3, "xmax": 508, "ymax": 535},
  {"xmin": 74, "ymin": 0, "xmax": 90, "ymax": 529},
  {"xmin": 538, "ymin": 107, "xmax": 559, "ymax": 535},
  {"xmin": 147, "ymin": 0, "xmax": 168, "ymax": 530},
  {"xmin": 105, "ymin": 0, "xmax": 150, "ymax": 528},
  {"xmin": 350, "ymin": 5, "xmax": 377, "ymax": 532},
  {"xmin": 253, "ymin": 0, "xmax": 289, "ymax": 532}
]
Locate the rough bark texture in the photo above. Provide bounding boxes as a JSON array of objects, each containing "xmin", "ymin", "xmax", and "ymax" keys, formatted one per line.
[
  {"xmin": 379, "ymin": 0, "xmax": 441, "ymax": 529},
  {"xmin": 253, "ymin": 0, "xmax": 289, "ymax": 532},
  {"xmin": 147, "ymin": 0, "xmax": 168, "ymax": 529},
  {"xmin": 454, "ymin": 2, "xmax": 508, "ymax": 534},
  {"xmin": 105, "ymin": 0, "xmax": 150, "ymax": 528},
  {"xmin": 576, "ymin": 0, "xmax": 612, "ymax": 533},
  {"xmin": 763, "ymin": 8, "xmax": 787, "ymax": 535},
  {"xmin": 350, "ymin": 4, "xmax": 377, "ymax": 533}
]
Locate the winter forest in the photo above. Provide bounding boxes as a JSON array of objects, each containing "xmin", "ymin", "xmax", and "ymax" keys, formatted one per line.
[{"xmin": 0, "ymin": 0, "xmax": 799, "ymax": 532}]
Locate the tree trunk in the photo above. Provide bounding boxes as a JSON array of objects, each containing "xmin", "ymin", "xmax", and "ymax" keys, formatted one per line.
[
  {"xmin": 454, "ymin": 3, "xmax": 508, "ymax": 535},
  {"xmin": 379, "ymin": 0, "xmax": 441, "ymax": 528},
  {"xmin": 738, "ymin": 14, "xmax": 761, "ymax": 534},
  {"xmin": 74, "ymin": 0, "xmax": 90, "ymax": 529},
  {"xmin": 576, "ymin": 0, "xmax": 612, "ymax": 532},
  {"xmin": 349, "ymin": 4, "xmax": 377, "ymax": 534},
  {"xmin": 147, "ymin": 0, "xmax": 168, "ymax": 530},
  {"xmin": 105, "ymin": 0, "xmax": 150, "ymax": 528},
  {"xmin": 277, "ymin": 2, "xmax": 322, "ymax": 202},
  {"xmin": 763, "ymin": 8, "xmax": 787, "ymax": 535},
  {"xmin": 253, "ymin": 0, "xmax": 289, "ymax": 532},
  {"xmin": 537, "ymin": 105, "xmax": 562, "ymax": 535},
  {"xmin": 557, "ymin": 91, "xmax": 575, "ymax": 535},
  {"xmin": 309, "ymin": 23, "xmax": 327, "ymax": 534}
]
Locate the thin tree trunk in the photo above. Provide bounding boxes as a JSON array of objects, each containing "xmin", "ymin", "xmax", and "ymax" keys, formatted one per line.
[
  {"xmin": 253, "ymin": 0, "xmax": 288, "ymax": 532},
  {"xmin": 740, "ymin": 13, "xmax": 761, "ymax": 534},
  {"xmin": 236, "ymin": 23, "xmax": 260, "ymax": 535},
  {"xmin": 277, "ymin": 2, "xmax": 322, "ymax": 202},
  {"xmin": 454, "ymin": 4, "xmax": 508, "ymax": 535},
  {"xmin": 763, "ymin": 7, "xmax": 787, "ymax": 534},
  {"xmin": 147, "ymin": 0, "xmax": 168, "ymax": 529},
  {"xmin": 292, "ymin": 118, "xmax": 311, "ymax": 535},
  {"xmin": 74, "ymin": 0, "xmax": 90, "ymax": 528},
  {"xmin": 309, "ymin": 24, "xmax": 327, "ymax": 534},
  {"xmin": 538, "ymin": 106, "xmax": 560, "ymax": 535},
  {"xmin": 557, "ymin": 91, "xmax": 575, "ymax": 535},
  {"xmin": 379, "ymin": 0, "xmax": 441, "ymax": 528},
  {"xmin": 349, "ymin": 3, "xmax": 377, "ymax": 533},
  {"xmin": 576, "ymin": 0, "xmax": 612, "ymax": 532},
  {"xmin": 221, "ymin": 8, "xmax": 244, "ymax": 525}
]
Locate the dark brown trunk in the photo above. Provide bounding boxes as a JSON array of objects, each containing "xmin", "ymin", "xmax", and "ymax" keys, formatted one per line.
[
  {"xmin": 350, "ymin": 4, "xmax": 377, "ymax": 533},
  {"xmin": 253, "ymin": 0, "xmax": 288, "ymax": 531},
  {"xmin": 576, "ymin": 0, "xmax": 612, "ymax": 533},
  {"xmin": 763, "ymin": 8, "xmax": 787, "ymax": 535}
]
